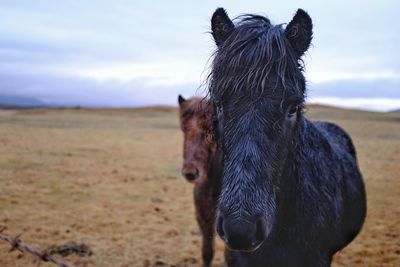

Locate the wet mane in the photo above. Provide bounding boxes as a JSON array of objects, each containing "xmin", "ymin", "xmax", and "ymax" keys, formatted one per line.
[{"xmin": 207, "ymin": 15, "xmax": 306, "ymax": 103}]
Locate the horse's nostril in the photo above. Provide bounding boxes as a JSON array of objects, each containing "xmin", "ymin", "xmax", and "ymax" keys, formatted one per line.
[
  {"xmin": 185, "ymin": 173, "xmax": 195, "ymax": 181},
  {"xmin": 182, "ymin": 168, "xmax": 199, "ymax": 181},
  {"xmin": 255, "ymin": 217, "xmax": 267, "ymax": 241},
  {"xmin": 217, "ymin": 215, "xmax": 267, "ymax": 251}
]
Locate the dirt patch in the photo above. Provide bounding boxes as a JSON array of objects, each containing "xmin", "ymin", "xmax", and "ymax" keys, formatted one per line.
[{"xmin": 46, "ymin": 242, "xmax": 93, "ymax": 257}]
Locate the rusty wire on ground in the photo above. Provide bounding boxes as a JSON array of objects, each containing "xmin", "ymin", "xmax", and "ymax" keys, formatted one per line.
[{"xmin": 0, "ymin": 227, "xmax": 74, "ymax": 267}]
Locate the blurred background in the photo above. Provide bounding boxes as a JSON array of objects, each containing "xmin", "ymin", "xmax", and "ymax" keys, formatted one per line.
[
  {"xmin": 0, "ymin": 1, "xmax": 399, "ymax": 267},
  {"xmin": 0, "ymin": 0, "xmax": 399, "ymax": 111}
]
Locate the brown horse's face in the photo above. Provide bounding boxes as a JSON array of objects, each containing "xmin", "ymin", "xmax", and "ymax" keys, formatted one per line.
[{"xmin": 178, "ymin": 95, "xmax": 215, "ymax": 183}]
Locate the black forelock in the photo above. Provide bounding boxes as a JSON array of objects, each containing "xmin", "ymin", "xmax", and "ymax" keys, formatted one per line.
[{"xmin": 207, "ymin": 14, "xmax": 306, "ymax": 105}]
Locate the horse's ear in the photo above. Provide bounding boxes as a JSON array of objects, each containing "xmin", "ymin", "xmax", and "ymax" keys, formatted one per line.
[
  {"xmin": 285, "ymin": 9, "xmax": 313, "ymax": 57},
  {"xmin": 178, "ymin": 94, "xmax": 186, "ymax": 105},
  {"xmin": 211, "ymin": 8, "xmax": 235, "ymax": 46}
]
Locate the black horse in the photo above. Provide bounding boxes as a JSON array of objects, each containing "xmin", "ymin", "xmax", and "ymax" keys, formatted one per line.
[{"xmin": 206, "ymin": 8, "xmax": 367, "ymax": 267}]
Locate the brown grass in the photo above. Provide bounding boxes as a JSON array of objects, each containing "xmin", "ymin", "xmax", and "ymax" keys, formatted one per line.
[{"xmin": 0, "ymin": 105, "xmax": 398, "ymax": 267}]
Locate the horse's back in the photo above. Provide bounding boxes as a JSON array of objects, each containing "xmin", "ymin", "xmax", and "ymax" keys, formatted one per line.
[
  {"xmin": 313, "ymin": 121, "xmax": 367, "ymax": 253},
  {"xmin": 313, "ymin": 121, "xmax": 356, "ymax": 157}
]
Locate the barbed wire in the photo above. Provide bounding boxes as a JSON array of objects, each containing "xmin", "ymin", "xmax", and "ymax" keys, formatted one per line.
[{"xmin": 0, "ymin": 227, "xmax": 74, "ymax": 267}]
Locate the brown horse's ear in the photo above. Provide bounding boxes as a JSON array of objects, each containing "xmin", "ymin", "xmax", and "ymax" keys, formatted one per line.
[
  {"xmin": 285, "ymin": 9, "xmax": 313, "ymax": 57},
  {"xmin": 178, "ymin": 94, "xmax": 186, "ymax": 105},
  {"xmin": 211, "ymin": 8, "xmax": 235, "ymax": 46}
]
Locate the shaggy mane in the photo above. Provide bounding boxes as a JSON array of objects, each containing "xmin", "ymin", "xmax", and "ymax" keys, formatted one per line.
[{"xmin": 207, "ymin": 15, "xmax": 306, "ymax": 103}]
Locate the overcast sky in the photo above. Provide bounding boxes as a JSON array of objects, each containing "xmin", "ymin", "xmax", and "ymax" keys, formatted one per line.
[{"xmin": 0, "ymin": 0, "xmax": 399, "ymax": 111}]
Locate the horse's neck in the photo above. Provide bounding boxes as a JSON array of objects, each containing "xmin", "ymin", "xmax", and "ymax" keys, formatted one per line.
[
  {"xmin": 279, "ymin": 118, "xmax": 316, "ymax": 200},
  {"xmin": 273, "ymin": 120, "xmax": 315, "ymax": 234},
  {"xmin": 280, "ymin": 118, "xmax": 333, "ymax": 209}
]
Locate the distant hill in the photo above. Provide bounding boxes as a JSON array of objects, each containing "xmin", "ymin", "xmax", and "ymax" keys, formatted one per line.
[
  {"xmin": 392, "ymin": 108, "xmax": 400, "ymax": 112},
  {"xmin": 0, "ymin": 95, "xmax": 47, "ymax": 108}
]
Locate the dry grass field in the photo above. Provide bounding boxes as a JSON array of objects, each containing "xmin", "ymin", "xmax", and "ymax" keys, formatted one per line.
[{"xmin": 0, "ymin": 105, "xmax": 399, "ymax": 267}]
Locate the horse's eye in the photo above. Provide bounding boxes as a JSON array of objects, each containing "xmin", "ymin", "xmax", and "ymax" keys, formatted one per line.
[{"xmin": 287, "ymin": 105, "xmax": 298, "ymax": 117}]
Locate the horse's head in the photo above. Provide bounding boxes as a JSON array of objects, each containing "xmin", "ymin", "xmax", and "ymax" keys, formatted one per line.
[
  {"xmin": 208, "ymin": 8, "xmax": 312, "ymax": 251},
  {"xmin": 178, "ymin": 95, "xmax": 216, "ymax": 183}
]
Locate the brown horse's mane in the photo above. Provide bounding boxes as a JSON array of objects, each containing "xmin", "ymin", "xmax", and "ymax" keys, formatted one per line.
[{"xmin": 179, "ymin": 97, "xmax": 215, "ymax": 145}]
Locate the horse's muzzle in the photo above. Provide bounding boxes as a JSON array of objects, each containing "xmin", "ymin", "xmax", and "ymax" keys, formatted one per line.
[
  {"xmin": 216, "ymin": 214, "xmax": 267, "ymax": 252},
  {"xmin": 181, "ymin": 166, "xmax": 199, "ymax": 182}
]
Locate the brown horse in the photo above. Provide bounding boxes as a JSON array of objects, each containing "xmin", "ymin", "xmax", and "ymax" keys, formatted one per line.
[{"xmin": 178, "ymin": 95, "xmax": 221, "ymax": 267}]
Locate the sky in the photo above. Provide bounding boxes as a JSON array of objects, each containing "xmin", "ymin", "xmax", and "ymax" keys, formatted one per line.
[{"xmin": 0, "ymin": 0, "xmax": 399, "ymax": 111}]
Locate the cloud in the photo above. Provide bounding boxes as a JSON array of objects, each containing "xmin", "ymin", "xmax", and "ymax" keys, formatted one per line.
[
  {"xmin": 307, "ymin": 77, "xmax": 400, "ymax": 111},
  {"xmin": 0, "ymin": 1, "xmax": 399, "ymax": 110},
  {"xmin": 309, "ymin": 77, "xmax": 400, "ymax": 99},
  {"xmin": 308, "ymin": 97, "xmax": 400, "ymax": 112},
  {"xmin": 0, "ymin": 69, "xmax": 201, "ymax": 107}
]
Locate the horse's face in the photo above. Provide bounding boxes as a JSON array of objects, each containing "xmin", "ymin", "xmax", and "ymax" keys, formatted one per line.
[
  {"xmin": 178, "ymin": 95, "xmax": 215, "ymax": 183},
  {"xmin": 209, "ymin": 8, "xmax": 312, "ymax": 251}
]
